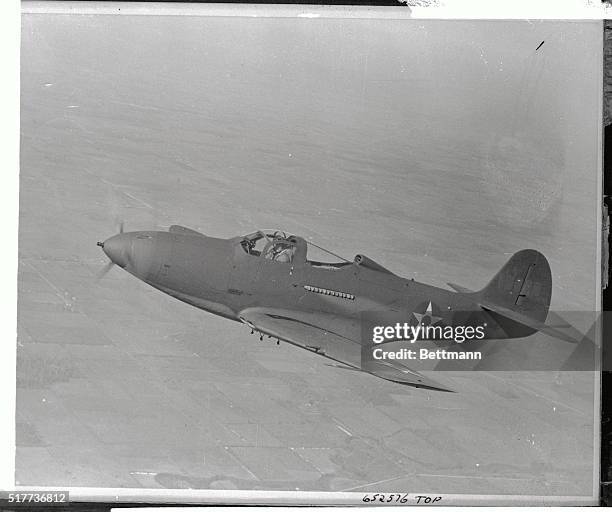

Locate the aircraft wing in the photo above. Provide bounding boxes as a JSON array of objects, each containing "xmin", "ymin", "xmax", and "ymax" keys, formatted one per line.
[
  {"xmin": 479, "ymin": 301, "xmax": 583, "ymax": 344},
  {"xmin": 238, "ymin": 307, "xmax": 452, "ymax": 391},
  {"xmin": 360, "ymin": 354, "xmax": 454, "ymax": 391},
  {"xmin": 238, "ymin": 307, "xmax": 361, "ymax": 366}
]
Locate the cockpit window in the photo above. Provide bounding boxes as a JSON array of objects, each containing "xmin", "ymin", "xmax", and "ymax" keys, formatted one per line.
[
  {"xmin": 239, "ymin": 230, "xmax": 351, "ymax": 268},
  {"xmin": 241, "ymin": 232, "xmax": 268, "ymax": 256},
  {"xmin": 241, "ymin": 230, "xmax": 298, "ymax": 264},
  {"xmin": 305, "ymin": 241, "xmax": 351, "ymax": 269}
]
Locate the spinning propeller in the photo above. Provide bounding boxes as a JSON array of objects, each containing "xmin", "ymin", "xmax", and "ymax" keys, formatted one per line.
[{"xmin": 96, "ymin": 219, "xmax": 126, "ymax": 280}]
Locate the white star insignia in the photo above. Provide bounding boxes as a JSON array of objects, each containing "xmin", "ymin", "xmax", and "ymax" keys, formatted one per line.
[{"xmin": 412, "ymin": 301, "xmax": 442, "ymax": 326}]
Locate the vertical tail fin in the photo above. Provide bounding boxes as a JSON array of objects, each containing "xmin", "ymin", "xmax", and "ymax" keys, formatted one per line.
[{"xmin": 480, "ymin": 249, "xmax": 552, "ymax": 324}]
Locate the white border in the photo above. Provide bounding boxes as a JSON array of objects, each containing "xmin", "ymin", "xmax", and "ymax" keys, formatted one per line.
[
  {"xmin": 19, "ymin": 0, "xmax": 612, "ymax": 20},
  {"xmin": 8, "ymin": 1, "xmax": 604, "ymax": 506},
  {"xmin": 1, "ymin": 0, "xmax": 19, "ymax": 497},
  {"xmin": 21, "ymin": 2, "xmax": 412, "ymax": 19},
  {"xmin": 9, "ymin": 487, "xmax": 600, "ymax": 506}
]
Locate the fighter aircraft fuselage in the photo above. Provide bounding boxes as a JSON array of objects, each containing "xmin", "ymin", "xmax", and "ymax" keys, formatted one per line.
[
  {"xmin": 98, "ymin": 226, "xmax": 573, "ymax": 390},
  {"xmin": 103, "ymin": 230, "xmax": 524, "ymax": 336}
]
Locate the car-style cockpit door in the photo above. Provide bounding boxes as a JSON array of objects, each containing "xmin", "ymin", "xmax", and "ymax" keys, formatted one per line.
[
  {"xmin": 255, "ymin": 234, "xmax": 306, "ymax": 296},
  {"xmin": 227, "ymin": 231, "xmax": 307, "ymax": 298}
]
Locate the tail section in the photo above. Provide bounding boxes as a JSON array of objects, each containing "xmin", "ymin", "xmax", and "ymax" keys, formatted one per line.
[
  {"xmin": 450, "ymin": 250, "xmax": 579, "ymax": 343},
  {"xmin": 479, "ymin": 249, "xmax": 552, "ymax": 337}
]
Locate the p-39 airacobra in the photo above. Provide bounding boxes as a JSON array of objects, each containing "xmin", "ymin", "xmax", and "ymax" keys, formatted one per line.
[{"xmin": 97, "ymin": 226, "xmax": 579, "ymax": 391}]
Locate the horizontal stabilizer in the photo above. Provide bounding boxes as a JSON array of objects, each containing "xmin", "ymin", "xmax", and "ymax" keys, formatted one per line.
[
  {"xmin": 543, "ymin": 311, "xmax": 573, "ymax": 328},
  {"xmin": 447, "ymin": 282, "xmax": 475, "ymax": 294},
  {"xmin": 479, "ymin": 301, "xmax": 582, "ymax": 344}
]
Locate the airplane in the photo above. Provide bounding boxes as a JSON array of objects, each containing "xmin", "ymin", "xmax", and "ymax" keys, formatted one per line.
[{"xmin": 97, "ymin": 226, "xmax": 581, "ymax": 391}]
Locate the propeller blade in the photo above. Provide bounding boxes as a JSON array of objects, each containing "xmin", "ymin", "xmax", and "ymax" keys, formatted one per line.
[{"xmin": 96, "ymin": 261, "xmax": 114, "ymax": 280}]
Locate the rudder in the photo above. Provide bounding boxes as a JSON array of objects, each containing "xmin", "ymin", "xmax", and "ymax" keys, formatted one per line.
[{"xmin": 480, "ymin": 249, "xmax": 552, "ymax": 324}]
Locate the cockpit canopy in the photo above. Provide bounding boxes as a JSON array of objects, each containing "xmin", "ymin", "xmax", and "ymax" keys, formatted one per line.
[{"xmin": 239, "ymin": 229, "xmax": 351, "ymax": 268}]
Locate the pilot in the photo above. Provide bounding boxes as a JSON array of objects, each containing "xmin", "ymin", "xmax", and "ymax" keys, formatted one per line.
[{"xmin": 274, "ymin": 244, "xmax": 296, "ymax": 263}]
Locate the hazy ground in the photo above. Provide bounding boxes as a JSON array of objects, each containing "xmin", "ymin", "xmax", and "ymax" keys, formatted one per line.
[{"xmin": 17, "ymin": 12, "xmax": 600, "ymax": 499}]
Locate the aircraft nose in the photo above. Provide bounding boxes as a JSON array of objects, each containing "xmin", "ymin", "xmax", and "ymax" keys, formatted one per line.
[{"xmin": 98, "ymin": 234, "xmax": 131, "ymax": 268}]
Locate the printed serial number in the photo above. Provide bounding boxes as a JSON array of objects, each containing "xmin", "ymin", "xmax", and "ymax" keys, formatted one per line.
[
  {"xmin": 5, "ymin": 492, "xmax": 68, "ymax": 504},
  {"xmin": 362, "ymin": 494, "xmax": 442, "ymax": 504}
]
